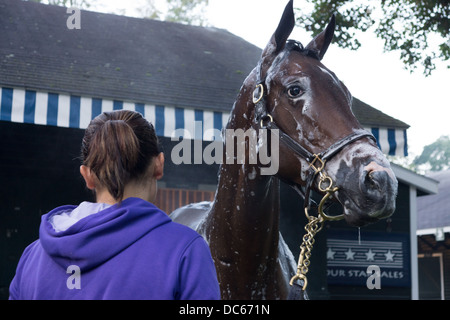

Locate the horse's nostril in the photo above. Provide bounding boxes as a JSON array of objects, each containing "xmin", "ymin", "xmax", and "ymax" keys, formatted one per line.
[
  {"xmin": 362, "ymin": 170, "xmax": 387, "ymax": 197},
  {"xmin": 366, "ymin": 170, "xmax": 381, "ymax": 191}
]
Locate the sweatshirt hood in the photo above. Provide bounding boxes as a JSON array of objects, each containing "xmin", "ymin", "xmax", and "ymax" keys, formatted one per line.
[{"xmin": 39, "ymin": 197, "xmax": 171, "ymax": 272}]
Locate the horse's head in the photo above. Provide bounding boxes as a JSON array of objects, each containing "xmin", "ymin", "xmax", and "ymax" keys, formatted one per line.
[{"xmin": 248, "ymin": 0, "xmax": 398, "ymax": 227}]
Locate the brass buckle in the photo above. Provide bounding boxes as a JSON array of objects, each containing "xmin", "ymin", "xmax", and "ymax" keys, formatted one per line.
[
  {"xmin": 309, "ymin": 154, "xmax": 325, "ymax": 173},
  {"xmin": 318, "ymin": 175, "xmax": 333, "ymax": 192},
  {"xmin": 317, "ymin": 173, "xmax": 345, "ymax": 222},
  {"xmin": 317, "ymin": 174, "xmax": 344, "ymax": 221},
  {"xmin": 289, "ymin": 271, "xmax": 308, "ymax": 290},
  {"xmin": 318, "ymin": 190, "xmax": 344, "ymax": 221},
  {"xmin": 253, "ymin": 84, "xmax": 264, "ymax": 104},
  {"xmin": 260, "ymin": 114, "xmax": 273, "ymax": 128}
]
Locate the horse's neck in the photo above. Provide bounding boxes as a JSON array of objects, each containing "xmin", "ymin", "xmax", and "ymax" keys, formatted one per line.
[
  {"xmin": 206, "ymin": 161, "xmax": 281, "ymax": 275},
  {"xmin": 201, "ymin": 100, "xmax": 283, "ymax": 297},
  {"xmin": 205, "ymin": 90, "xmax": 281, "ymax": 259},
  {"xmin": 208, "ymin": 163, "xmax": 280, "ymax": 244}
]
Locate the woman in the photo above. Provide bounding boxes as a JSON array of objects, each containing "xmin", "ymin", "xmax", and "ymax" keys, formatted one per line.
[{"xmin": 9, "ymin": 110, "xmax": 220, "ymax": 300}]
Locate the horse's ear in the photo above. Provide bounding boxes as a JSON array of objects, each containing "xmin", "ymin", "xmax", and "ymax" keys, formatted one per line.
[
  {"xmin": 305, "ymin": 14, "xmax": 335, "ymax": 60},
  {"xmin": 262, "ymin": 0, "xmax": 295, "ymax": 57}
]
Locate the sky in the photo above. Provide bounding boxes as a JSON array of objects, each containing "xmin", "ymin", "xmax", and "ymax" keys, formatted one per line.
[{"xmin": 91, "ymin": 0, "xmax": 449, "ymax": 157}]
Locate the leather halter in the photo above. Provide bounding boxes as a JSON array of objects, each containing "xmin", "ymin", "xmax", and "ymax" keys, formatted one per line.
[{"xmin": 252, "ymin": 42, "xmax": 377, "ymax": 219}]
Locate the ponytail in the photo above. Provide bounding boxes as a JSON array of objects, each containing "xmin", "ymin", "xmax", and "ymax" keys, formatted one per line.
[{"xmin": 81, "ymin": 110, "xmax": 160, "ymax": 201}]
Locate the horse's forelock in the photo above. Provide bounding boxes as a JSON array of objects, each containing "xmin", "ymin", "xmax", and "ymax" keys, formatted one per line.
[{"xmin": 285, "ymin": 40, "xmax": 320, "ymax": 60}]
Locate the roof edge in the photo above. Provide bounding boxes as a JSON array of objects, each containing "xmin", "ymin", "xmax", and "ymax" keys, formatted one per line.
[
  {"xmin": 353, "ymin": 97, "xmax": 410, "ymax": 129},
  {"xmin": 391, "ymin": 162, "xmax": 439, "ymax": 195},
  {"xmin": 417, "ymin": 226, "xmax": 450, "ymax": 236}
]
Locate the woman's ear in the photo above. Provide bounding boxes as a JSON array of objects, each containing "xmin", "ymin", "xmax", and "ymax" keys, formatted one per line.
[
  {"xmin": 153, "ymin": 152, "xmax": 164, "ymax": 180},
  {"xmin": 80, "ymin": 165, "xmax": 96, "ymax": 190}
]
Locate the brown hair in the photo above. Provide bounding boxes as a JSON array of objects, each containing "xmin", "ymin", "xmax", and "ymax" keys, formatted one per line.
[{"xmin": 81, "ymin": 110, "xmax": 160, "ymax": 201}]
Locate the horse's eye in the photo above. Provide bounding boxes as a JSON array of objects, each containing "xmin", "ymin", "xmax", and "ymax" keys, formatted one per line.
[{"xmin": 287, "ymin": 86, "xmax": 303, "ymax": 98}]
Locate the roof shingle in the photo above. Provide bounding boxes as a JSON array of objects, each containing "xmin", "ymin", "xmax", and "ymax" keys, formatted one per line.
[{"xmin": 417, "ymin": 170, "xmax": 450, "ymax": 230}]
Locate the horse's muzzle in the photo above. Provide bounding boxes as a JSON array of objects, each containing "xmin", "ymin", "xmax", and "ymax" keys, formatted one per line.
[{"xmin": 340, "ymin": 162, "xmax": 398, "ymax": 227}]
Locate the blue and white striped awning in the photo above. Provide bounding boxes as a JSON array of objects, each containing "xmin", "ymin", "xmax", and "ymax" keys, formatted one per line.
[
  {"xmin": 0, "ymin": 86, "xmax": 228, "ymax": 141},
  {"xmin": 364, "ymin": 127, "xmax": 408, "ymax": 157},
  {"xmin": 0, "ymin": 87, "xmax": 407, "ymax": 156}
]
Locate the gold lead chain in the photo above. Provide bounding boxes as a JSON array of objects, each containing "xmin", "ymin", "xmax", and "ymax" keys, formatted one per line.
[
  {"xmin": 290, "ymin": 158, "xmax": 340, "ymax": 291},
  {"xmin": 289, "ymin": 211, "xmax": 324, "ymax": 291}
]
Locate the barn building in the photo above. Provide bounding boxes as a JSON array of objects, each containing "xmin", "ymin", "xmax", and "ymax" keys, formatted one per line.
[{"xmin": 0, "ymin": 0, "xmax": 438, "ymax": 299}]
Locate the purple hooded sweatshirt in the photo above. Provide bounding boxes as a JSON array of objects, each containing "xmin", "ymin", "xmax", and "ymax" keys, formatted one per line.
[{"xmin": 9, "ymin": 197, "xmax": 220, "ymax": 300}]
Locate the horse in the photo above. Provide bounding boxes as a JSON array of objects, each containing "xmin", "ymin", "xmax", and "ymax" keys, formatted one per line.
[{"xmin": 170, "ymin": 0, "xmax": 398, "ymax": 300}]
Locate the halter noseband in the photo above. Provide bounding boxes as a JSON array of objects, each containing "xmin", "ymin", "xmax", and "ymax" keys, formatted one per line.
[{"xmin": 253, "ymin": 42, "xmax": 377, "ymax": 221}]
